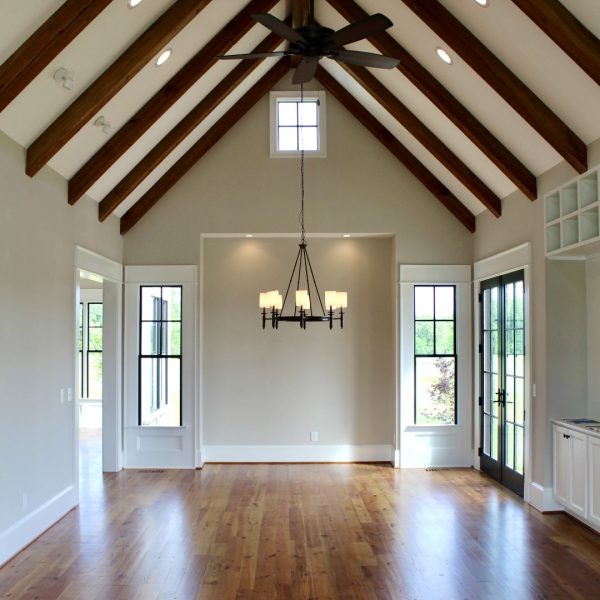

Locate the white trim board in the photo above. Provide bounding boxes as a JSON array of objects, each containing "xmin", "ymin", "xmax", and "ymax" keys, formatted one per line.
[
  {"xmin": 0, "ymin": 486, "xmax": 76, "ymax": 567},
  {"xmin": 529, "ymin": 481, "xmax": 563, "ymax": 513},
  {"xmin": 202, "ymin": 445, "xmax": 394, "ymax": 463},
  {"xmin": 75, "ymin": 246, "xmax": 122, "ymax": 283},
  {"xmin": 474, "ymin": 243, "xmax": 531, "ymax": 280}
]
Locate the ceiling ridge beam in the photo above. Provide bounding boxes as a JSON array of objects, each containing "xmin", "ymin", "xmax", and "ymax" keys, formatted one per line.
[
  {"xmin": 510, "ymin": 0, "xmax": 600, "ymax": 87},
  {"xmin": 398, "ymin": 0, "xmax": 587, "ymax": 173},
  {"xmin": 26, "ymin": 0, "xmax": 214, "ymax": 178},
  {"xmin": 314, "ymin": 67, "xmax": 475, "ymax": 232},
  {"xmin": 0, "ymin": 0, "xmax": 112, "ymax": 113},
  {"xmin": 325, "ymin": 0, "xmax": 537, "ymax": 201},
  {"xmin": 119, "ymin": 58, "xmax": 290, "ymax": 235},
  {"xmin": 69, "ymin": 0, "xmax": 279, "ymax": 205},
  {"xmin": 98, "ymin": 29, "xmax": 284, "ymax": 221},
  {"xmin": 339, "ymin": 62, "xmax": 501, "ymax": 217}
]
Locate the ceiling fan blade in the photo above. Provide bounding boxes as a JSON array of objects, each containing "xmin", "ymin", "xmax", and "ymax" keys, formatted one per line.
[
  {"xmin": 218, "ymin": 51, "xmax": 288, "ymax": 60},
  {"xmin": 292, "ymin": 58, "xmax": 319, "ymax": 85},
  {"xmin": 333, "ymin": 50, "xmax": 400, "ymax": 69},
  {"xmin": 328, "ymin": 14, "xmax": 393, "ymax": 47},
  {"xmin": 253, "ymin": 13, "xmax": 306, "ymax": 44}
]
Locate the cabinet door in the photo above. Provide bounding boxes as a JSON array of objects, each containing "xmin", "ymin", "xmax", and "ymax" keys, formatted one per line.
[
  {"xmin": 570, "ymin": 431, "xmax": 587, "ymax": 518},
  {"xmin": 553, "ymin": 426, "xmax": 570, "ymax": 506},
  {"xmin": 589, "ymin": 437, "xmax": 600, "ymax": 528}
]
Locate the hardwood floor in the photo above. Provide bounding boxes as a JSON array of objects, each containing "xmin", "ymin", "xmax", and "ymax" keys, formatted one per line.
[{"xmin": 2, "ymin": 445, "xmax": 600, "ymax": 599}]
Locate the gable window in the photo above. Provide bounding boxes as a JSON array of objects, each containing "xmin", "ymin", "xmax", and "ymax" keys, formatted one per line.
[
  {"xmin": 270, "ymin": 91, "xmax": 326, "ymax": 157},
  {"xmin": 139, "ymin": 286, "xmax": 182, "ymax": 427},
  {"xmin": 414, "ymin": 285, "xmax": 457, "ymax": 425}
]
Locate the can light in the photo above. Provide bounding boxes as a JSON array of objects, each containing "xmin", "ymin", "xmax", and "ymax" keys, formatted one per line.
[
  {"xmin": 155, "ymin": 48, "xmax": 172, "ymax": 67},
  {"xmin": 436, "ymin": 47, "xmax": 453, "ymax": 65},
  {"xmin": 473, "ymin": 0, "xmax": 489, "ymax": 6},
  {"xmin": 127, "ymin": 0, "xmax": 143, "ymax": 8}
]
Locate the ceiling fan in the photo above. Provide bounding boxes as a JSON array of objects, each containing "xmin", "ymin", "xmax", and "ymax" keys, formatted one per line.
[{"xmin": 218, "ymin": 4, "xmax": 400, "ymax": 84}]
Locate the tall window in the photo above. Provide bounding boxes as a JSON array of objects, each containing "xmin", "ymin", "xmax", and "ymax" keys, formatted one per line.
[
  {"xmin": 414, "ymin": 285, "xmax": 457, "ymax": 425},
  {"xmin": 270, "ymin": 91, "xmax": 326, "ymax": 157},
  {"xmin": 78, "ymin": 301, "xmax": 103, "ymax": 399},
  {"xmin": 139, "ymin": 286, "xmax": 182, "ymax": 426}
]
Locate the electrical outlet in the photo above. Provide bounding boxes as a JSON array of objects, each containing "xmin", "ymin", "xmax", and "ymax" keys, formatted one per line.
[
  {"xmin": 310, "ymin": 431, "xmax": 318, "ymax": 442},
  {"xmin": 67, "ymin": 387, "xmax": 73, "ymax": 402},
  {"xmin": 22, "ymin": 493, "xmax": 28, "ymax": 511},
  {"xmin": 533, "ymin": 383, "xmax": 536, "ymax": 398},
  {"xmin": 60, "ymin": 388, "xmax": 65, "ymax": 404}
]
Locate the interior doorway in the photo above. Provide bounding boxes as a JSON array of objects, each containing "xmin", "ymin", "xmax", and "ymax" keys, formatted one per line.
[
  {"xmin": 479, "ymin": 270, "xmax": 526, "ymax": 497},
  {"xmin": 77, "ymin": 273, "xmax": 104, "ymax": 489}
]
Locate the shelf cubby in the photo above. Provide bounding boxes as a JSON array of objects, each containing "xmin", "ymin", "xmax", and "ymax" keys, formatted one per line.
[
  {"xmin": 580, "ymin": 207, "xmax": 599, "ymax": 242},
  {"xmin": 560, "ymin": 185, "xmax": 578, "ymax": 216},
  {"xmin": 579, "ymin": 171, "xmax": 599, "ymax": 209},
  {"xmin": 562, "ymin": 215, "xmax": 579, "ymax": 247},
  {"xmin": 546, "ymin": 223, "xmax": 561, "ymax": 253},
  {"xmin": 546, "ymin": 193, "xmax": 560, "ymax": 223}
]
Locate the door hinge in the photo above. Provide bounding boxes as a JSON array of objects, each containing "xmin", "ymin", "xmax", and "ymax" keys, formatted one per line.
[
  {"xmin": 478, "ymin": 447, "xmax": 482, "ymax": 457},
  {"xmin": 478, "ymin": 396, "xmax": 483, "ymax": 406},
  {"xmin": 478, "ymin": 292, "xmax": 483, "ymax": 303},
  {"xmin": 478, "ymin": 343, "xmax": 483, "ymax": 354}
]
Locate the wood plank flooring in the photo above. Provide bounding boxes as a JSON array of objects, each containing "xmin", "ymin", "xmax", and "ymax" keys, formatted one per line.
[{"xmin": 2, "ymin": 437, "xmax": 600, "ymax": 598}]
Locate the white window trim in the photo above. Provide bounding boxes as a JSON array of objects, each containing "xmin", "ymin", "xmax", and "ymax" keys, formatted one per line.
[
  {"xmin": 399, "ymin": 265, "xmax": 472, "ymax": 468},
  {"xmin": 269, "ymin": 90, "xmax": 327, "ymax": 158}
]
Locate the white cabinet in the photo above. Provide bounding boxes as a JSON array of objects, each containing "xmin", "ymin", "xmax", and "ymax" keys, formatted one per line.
[
  {"xmin": 553, "ymin": 425, "xmax": 587, "ymax": 518},
  {"xmin": 588, "ymin": 436, "xmax": 600, "ymax": 528},
  {"xmin": 545, "ymin": 167, "xmax": 600, "ymax": 257}
]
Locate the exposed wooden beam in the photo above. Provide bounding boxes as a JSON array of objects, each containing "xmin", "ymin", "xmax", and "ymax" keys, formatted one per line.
[
  {"xmin": 325, "ymin": 0, "xmax": 537, "ymax": 201},
  {"xmin": 120, "ymin": 58, "xmax": 290, "ymax": 235},
  {"xmin": 26, "ymin": 0, "xmax": 213, "ymax": 178},
  {"xmin": 0, "ymin": 0, "xmax": 112, "ymax": 113},
  {"xmin": 338, "ymin": 62, "xmax": 501, "ymax": 217},
  {"xmin": 69, "ymin": 0, "xmax": 279, "ymax": 205},
  {"xmin": 510, "ymin": 0, "xmax": 600, "ymax": 87},
  {"xmin": 399, "ymin": 0, "xmax": 587, "ymax": 174},
  {"xmin": 315, "ymin": 67, "xmax": 475, "ymax": 232},
  {"xmin": 99, "ymin": 30, "xmax": 283, "ymax": 221}
]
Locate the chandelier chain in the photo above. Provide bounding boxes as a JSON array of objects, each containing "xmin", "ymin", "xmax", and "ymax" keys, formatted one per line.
[{"xmin": 299, "ymin": 84, "xmax": 305, "ymax": 245}]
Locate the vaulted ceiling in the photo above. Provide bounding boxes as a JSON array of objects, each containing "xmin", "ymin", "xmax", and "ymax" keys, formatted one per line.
[{"xmin": 1, "ymin": 0, "xmax": 599, "ymax": 234}]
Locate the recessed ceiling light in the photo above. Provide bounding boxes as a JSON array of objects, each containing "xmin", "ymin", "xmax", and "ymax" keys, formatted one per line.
[
  {"xmin": 155, "ymin": 48, "xmax": 172, "ymax": 67},
  {"xmin": 473, "ymin": 0, "xmax": 489, "ymax": 6},
  {"xmin": 244, "ymin": 234, "xmax": 254, "ymax": 238},
  {"xmin": 127, "ymin": 0, "xmax": 143, "ymax": 8},
  {"xmin": 436, "ymin": 47, "xmax": 453, "ymax": 65},
  {"xmin": 343, "ymin": 234, "xmax": 351, "ymax": 238}
]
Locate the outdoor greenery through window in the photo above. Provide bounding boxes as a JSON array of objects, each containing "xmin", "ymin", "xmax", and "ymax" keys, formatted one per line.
[
  {"xmin": 78, "ymin": 302, "xmax": 103, "ymax": 399},
  {"xmin": 139, "ymin": 286, "xmax": 182, "ymax": 427},
  {"xmin": 414, "ymin": 285, "xmax": 456, "ymax": 425}
]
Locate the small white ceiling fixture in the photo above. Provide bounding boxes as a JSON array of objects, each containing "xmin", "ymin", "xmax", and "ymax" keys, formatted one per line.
[
  {"xmin": 155, "ymin": 48, "xmax": 172, "ymax": 67},
  {"xmin": 473, "ymin": 0, "xmax": 489, "ymax": 6},
  {"xmin": 244, "ymin": 234, "xmax": 254, "ymax": 238},
  {"xmin": 94, "ymin": 116, "xmax": 112, "ymax": 135},
  {"xmin": 53, "ymin": 68, "xmax": 75, "ymax": 90},
  {"xmin": 436, "ymin": 47, "xmax": 453, "ymax": 65},
  {"xmin": 343, "ymin": 234, "xmax": 351, "ymax": 238},
  {"xmin": 127, "ymin": 0, "xmax": 143, "ymax": 8}
]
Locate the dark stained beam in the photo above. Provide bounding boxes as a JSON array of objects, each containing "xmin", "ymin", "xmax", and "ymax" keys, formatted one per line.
[
  {"xmin": 0, "ymin": 0, "xmax": 112, "ymax": 113},
  {"xmin": 510, "ymin": 0, "xmax": 600, "ymax": 87},
  {"xmin": 338, "ymin": 62, "xmax": 501, "ymax": 217},
  {"xmin": 99, "ymin": 29, "xmax": 283, "ymax": 221},
  {"xmin": 315, "ymin": 67, "xmax": 475, "ymax": 232},
  {"xmin": 399, "ymin": 0, "xmax": 587, "ymax": 173},
  {"xmin": 69, "ymin": 0, "xmax": 279, "ymax": 205},
  {"xmin": 326, "ymin": 0, "xmax": 537, "ymax": 201},
  {"xmin": 120, "ymin": 58, "xmax": 290, "ymax": 234},
  {"xmin": 26, "ymin": 0, "xmax": 213, "ymax": 177}
]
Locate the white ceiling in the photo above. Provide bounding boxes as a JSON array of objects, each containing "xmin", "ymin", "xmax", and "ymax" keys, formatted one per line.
[{"xmin": 0, "ymin": 0, "xmax": 598, "ymax": 222}]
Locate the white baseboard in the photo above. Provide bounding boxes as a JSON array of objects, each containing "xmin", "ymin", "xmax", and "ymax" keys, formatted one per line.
[
  {"xmin": 0, "ymin": 485, "xmax": 77, "ymax": 567},
  {"xmin": 529, "ymin": 481, "xmax": 563, "ymax": 513},
  {"xmin": 196, "ymin": 449, "xmax": 204, "ymax": 469},
  {"xmin": 202, "ymin": 444, "xmax": 394, "ymax": 463}
]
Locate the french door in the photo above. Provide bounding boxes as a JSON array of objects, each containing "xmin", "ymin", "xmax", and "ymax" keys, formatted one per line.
[{"xmin": 480, "ymin": 270, "xmax": 525, "ymax": 496}]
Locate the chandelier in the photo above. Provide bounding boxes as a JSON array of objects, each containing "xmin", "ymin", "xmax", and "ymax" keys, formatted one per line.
[{"xmin": 259, "ymin": 89, "xmax": 347, "ymax": 330}]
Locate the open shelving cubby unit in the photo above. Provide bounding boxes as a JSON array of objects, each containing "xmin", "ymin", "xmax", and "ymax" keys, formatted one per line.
[{"xmin": 545, "ymin": 167, "xmax": 600, "ymax": 258}]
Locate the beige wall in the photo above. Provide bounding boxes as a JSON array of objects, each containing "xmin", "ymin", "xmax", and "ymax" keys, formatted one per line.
[
  {"xmin": 0, "ymin": 131, "xmax": 122, "ymax": 538},
  {"xmin": 202, "ymin": 237, "xmax": 395, "ymax": 447},
  {"xmin": 123, "ymin": 74, "xmax": 473, "ymax": 266}
]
